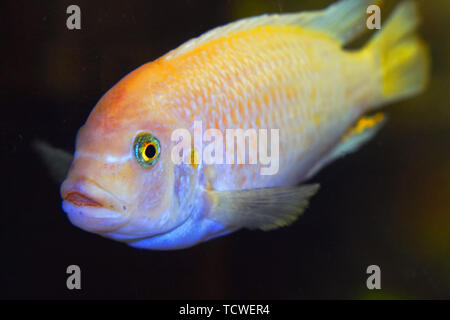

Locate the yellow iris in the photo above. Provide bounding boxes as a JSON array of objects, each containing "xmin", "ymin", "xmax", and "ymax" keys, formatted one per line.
[
  {"xmin": 141, "ymin": 141, "xmax": 158, "ymax": 162},
  {"xmin": 134, "ymin": 133, "xmax": 161, "ymax": 167}
]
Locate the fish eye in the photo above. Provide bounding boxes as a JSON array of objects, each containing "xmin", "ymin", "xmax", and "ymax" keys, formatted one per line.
[{"xmin": 134, "ymin": 132, "xmax": 161, "ymax": 167}]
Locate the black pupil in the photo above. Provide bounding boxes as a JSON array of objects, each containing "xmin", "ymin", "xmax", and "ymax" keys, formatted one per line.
[{"xmin": 145, "ymin": 144, "xmax": 156, "ymax": 159}]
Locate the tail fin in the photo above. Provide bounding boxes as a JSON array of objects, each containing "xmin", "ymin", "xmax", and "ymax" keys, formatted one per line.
[{"xmin": 367, "ymin": 1, "xmax": 430, "ymax": 105}]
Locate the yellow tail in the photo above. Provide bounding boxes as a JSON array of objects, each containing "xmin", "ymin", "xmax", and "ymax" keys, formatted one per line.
[{"xmin": 367, "ymin": 1, "xmax": 430, "ymax": 106}]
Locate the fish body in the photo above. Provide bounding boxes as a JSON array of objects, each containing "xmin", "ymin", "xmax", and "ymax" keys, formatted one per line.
[{"xmin": 56, "ymin": 0, "xmax": 429, "ymax": 249}]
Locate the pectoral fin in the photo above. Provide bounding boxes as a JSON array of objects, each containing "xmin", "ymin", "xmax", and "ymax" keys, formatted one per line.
[
  {"xmin": 32, "ymin": 140, "xmax": 73, "ymax": 183},
  {"xmin": 306, "ymin": 113, "xmax": 386, "ymax": 179},
  {"xmin": 207, "ymin": 184, "xmax": 320, "ymax": 231}
]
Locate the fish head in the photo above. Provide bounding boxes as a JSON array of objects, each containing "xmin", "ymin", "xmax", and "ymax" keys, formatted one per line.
[{"xmin": 60, "ymin": 69, "xmax": 196, "ymax": 242}]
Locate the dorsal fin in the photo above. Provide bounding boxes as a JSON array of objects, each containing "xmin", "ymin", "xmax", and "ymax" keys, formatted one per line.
[{"xmin": 165, "ymin": 0, "xmax": 375, "ymax": 59}]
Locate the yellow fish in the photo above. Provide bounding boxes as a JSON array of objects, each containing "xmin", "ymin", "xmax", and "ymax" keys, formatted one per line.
[{"xmin": 40, "ymin": 0, "xmax": 429, "ymax": 249}]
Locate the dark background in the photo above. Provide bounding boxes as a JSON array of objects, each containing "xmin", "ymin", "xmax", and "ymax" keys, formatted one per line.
[{"xmin": 1, "ymin": 0, "xmax": 449, "ymax": 299}]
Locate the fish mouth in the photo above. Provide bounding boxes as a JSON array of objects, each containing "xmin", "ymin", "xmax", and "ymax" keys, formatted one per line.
[
  {"xmin": 64, "ymin": 191, "xmax": 103, "ymax": 208},
  {"xmin": 60, "ymin": 178, "xmax": 130, "ymax": 233},
  {"xmin": 61, "ymin": 178, "xmax": 125, "ymax": 212}
]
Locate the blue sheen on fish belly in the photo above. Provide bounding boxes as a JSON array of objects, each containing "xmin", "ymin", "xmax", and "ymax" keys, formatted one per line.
[{"xmin": 128, "ymin": 216, "xmax": 233, "ymax": 250}]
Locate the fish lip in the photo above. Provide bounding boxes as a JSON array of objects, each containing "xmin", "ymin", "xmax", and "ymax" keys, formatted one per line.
[
  {"xmin": 60, "ymin": 178, "xmax": 127, "ymax": 214},
  {"xmin": 62, "ymin": 200, "xmax": 129, "ymax": 233},
  {"xmin": 60, "ymin": 178, "xmax": 131, "ymax": 233},
  {"xmin": 64, "ymin": 191, "xmax": 103, "ymax": 208}
]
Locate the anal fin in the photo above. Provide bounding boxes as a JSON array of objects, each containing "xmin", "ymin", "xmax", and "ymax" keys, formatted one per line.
[{"xmin": 306, "ymin": 112, "xmax": 386, "ymax": 179}]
